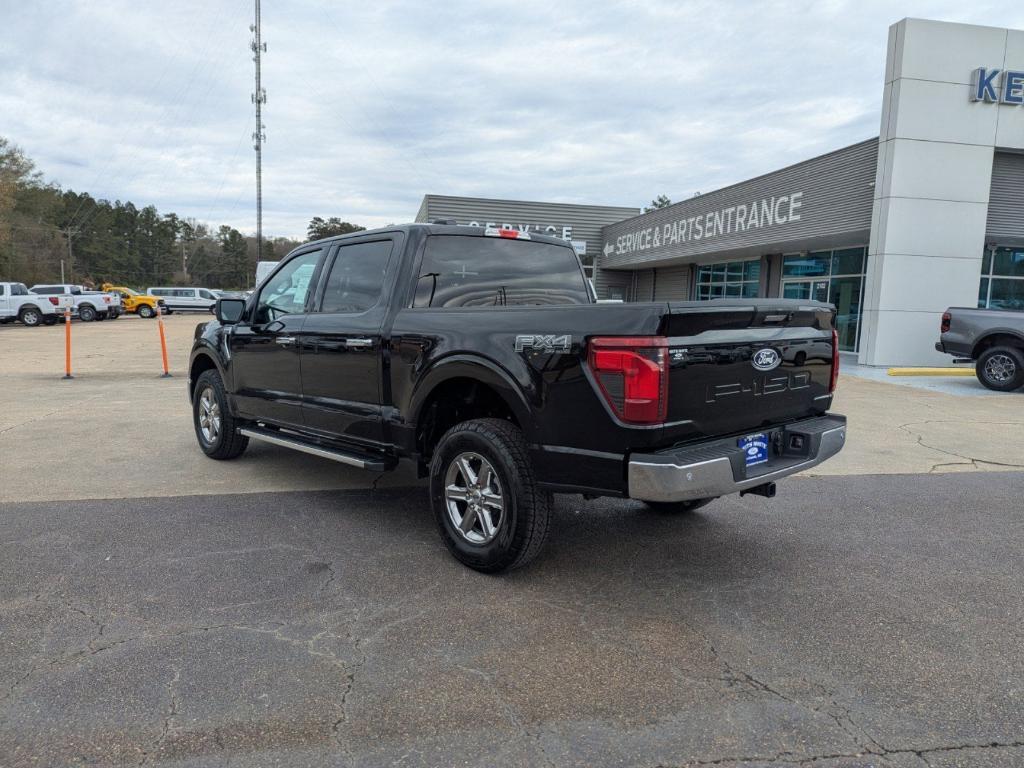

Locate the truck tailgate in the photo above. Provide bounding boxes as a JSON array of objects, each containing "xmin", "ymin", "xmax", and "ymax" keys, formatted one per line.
[{"xmin": 661, "ymin": 300, "xmax": 836, "ymax": 443}]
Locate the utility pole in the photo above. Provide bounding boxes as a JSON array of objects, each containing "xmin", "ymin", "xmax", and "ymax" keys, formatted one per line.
[
  {"xmin": 64, "ymin": 227, "xmax": 74, "ymax": 284},
  {"xmin": 250, "ymin": 0, "xmax": 267, "ymax": 258}
]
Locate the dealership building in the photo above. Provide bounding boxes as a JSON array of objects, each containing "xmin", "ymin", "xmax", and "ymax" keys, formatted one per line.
[{"xmin": 417, "ymin": 18, "xmax": 1024, "ymax": 366}]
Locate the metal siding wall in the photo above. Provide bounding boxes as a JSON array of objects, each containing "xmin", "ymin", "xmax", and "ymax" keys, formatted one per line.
[
  {"xmin": 594, "ymin": 268, "xmax": 632, "ymax": 300},
  {"xmin": 654, "ymin": 265, "xmax": 690, "ymax": 301},
  {"xmin": 600, "ymin": 138, "xmax": 878, "ymax": 268},
  {"xmin": 415, "ymin": 195, "xmax": 639, "ymax": 264},
  {"xmin": 634, "ymin": 270, "xmax": 655, "ymax": 301},
  {"xmin": 986, "ymin": 152, "xmax": 1024, "ymax": 244}
]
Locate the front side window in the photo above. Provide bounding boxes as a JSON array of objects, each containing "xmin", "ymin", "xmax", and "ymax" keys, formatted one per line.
[
  {"xmin": 413, "ymin": 235, "xmax": 590, "ymax": 308},
  {"xmin": 979, "ymin": 247, "xmax": 1024, "ymax": 310},
  {"xmin": 319, "ymin": 240, "xmax": 394, "ymax": 314},
  {"xmin": 0, "ymin": 284, "xmax": 5, "ymax": 296},
  {"xmin": 255, "ymin": 249, "xmax": 322, "ymax": 323},
  {"xmin": 199, "ymin": 289, "xmax": 215, "ymax": 300}
]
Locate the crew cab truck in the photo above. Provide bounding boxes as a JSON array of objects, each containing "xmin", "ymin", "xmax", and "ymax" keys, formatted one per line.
[
  {"xmin": 101, "ymin": 284, "xmax": 163, "ymax": 318},
  {"xmin": 30, "ymin": 284, "xmax": 121, "ymax": 321},
  {"xmin": 189, "ymin": 224, "xmax": 846, "ymax": 572},
  {"xmin": 0, "ymin": 282, "xmax": 60, "ymax": 326},
  {"xmin": 937, "ymin": 306, "xmax": 1024, "ymax": 391}
]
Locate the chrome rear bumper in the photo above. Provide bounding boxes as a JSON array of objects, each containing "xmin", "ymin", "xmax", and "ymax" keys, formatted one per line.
[{"xmin": 628, "ymin": 414, "xmax": 846, "ymax": 503}]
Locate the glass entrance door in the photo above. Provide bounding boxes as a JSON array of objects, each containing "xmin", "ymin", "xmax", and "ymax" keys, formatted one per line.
[{"xmin": 781, "ymin": 248, "xmax": 866, "ymax": 352}]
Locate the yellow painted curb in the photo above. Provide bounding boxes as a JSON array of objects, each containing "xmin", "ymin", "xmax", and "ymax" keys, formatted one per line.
[{"xmin": 887, "ymin": 367, "xmax": 975, "ymax": 377}]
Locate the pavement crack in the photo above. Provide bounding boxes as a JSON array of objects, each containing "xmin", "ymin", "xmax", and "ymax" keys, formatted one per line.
[
  {"xmin": 140, "ymin": 666, "xmax": 181, "ymax": 766},
  {"xmin": 897, "ymin": 421, "xmax": 1024, "ymax": 470},
  {"xmin": 455, "ymin": 663, "xmax": 557, "ymax": 768},
  {"xmin": 660, "ymin": 738, "xmax": 1024, "ymax": 767}
]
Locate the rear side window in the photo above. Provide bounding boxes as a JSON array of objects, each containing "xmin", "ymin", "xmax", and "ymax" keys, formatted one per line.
[
  {"xmin": 11, "ymin": 284, "xmax": 28, "ymax": 296},
  {"xmin": 34, "ymin": 286, "xmax": 58, "ymax": 294},
  {"xmin": 318, "ymin": 240, "xmax": 394, "ymax": 314},
  {"xmin": 0, "ymin": 285, "xmax": 5, "ymax": 296},
  {"xmin": 413, "ymin": 235, "xmax": 590, "ymax": 308}
]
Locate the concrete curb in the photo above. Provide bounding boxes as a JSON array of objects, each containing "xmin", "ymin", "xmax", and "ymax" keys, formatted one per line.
[{"xmin": 887, "ymin": 367, "xmax": 975, "ymax": 377}]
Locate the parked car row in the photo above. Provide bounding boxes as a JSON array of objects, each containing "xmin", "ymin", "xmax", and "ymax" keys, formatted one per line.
[
  {"xmin": 0, "ymin": 281, "xmax": 227, "ymax": 327},
  {"xmin": 30, "ymin": 283, "xmax": 123, "ymax": 321}
]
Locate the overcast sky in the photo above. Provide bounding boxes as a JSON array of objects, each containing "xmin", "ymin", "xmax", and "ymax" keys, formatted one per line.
[{"xmin": 3, "ymin": 1, "xmax": 1023, "ymax": 239}]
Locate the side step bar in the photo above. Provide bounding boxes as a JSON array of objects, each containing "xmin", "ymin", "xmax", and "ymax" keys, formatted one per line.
[{"xmin": 239, "ymin": 426, "xmax": 393, "ymax": 471}]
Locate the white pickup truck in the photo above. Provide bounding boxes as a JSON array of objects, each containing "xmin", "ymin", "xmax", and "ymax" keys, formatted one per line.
[
  {"xmin": 29, "ymin": 284, "xmax": 122, "ymax": 321},
  {"xmin": 0, "ymin": 282, "xmax": 61, "ymax": 327}
]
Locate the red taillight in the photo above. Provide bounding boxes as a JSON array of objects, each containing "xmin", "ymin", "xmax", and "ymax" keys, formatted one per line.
[
  {"xmin": 940, "ymin": 311, "xmax": 951, "ymax": 334},
  {"xmin": 829, "ymin": 328, "xmax": 840, "ymax": 393},
  {"xmin": 588, "ymin": 337, "xmax": 669, "ymax": 424},
  {"xmin": 47, "ymin": 297, "xmax": 59, "ymax": 306}
]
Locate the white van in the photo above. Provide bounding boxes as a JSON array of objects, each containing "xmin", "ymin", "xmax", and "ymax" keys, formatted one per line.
[
  {"xmin": 146, "ymin": 287, "xmax": 218, "ymax": 313},
  {"xmin": 255, "ymin": 261, "xmax": 279, "ymax": 287}
]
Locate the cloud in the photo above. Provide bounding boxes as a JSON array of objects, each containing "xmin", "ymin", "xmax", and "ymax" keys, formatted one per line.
[{"xmin": 2, "ymin": 0, "xmax": 1023, "ymax": 238}]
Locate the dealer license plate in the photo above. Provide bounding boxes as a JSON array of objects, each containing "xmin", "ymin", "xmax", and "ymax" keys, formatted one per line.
[{"xmin": 738, "ymin": 433, "xmax": 769, "ymax": 467}]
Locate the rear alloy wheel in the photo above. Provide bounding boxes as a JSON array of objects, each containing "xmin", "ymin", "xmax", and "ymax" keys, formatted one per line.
[
  {"xmin": 430, "ymin": 418, "xmax": 551, "ymax": 572},
  {"xmin": 138, "ymin": 304, "xmax": 155, "ymax": 319},
  {"xmin": 976, "ymin": 346, "xmax": 1024, "ymax": 392},
  {"xmin": 78, "ymin": 304, "xmax": 97, "ymax": 322},
  {"xmin": 19, "ymin": 307, "xmax": 42, "ymax": 327}
]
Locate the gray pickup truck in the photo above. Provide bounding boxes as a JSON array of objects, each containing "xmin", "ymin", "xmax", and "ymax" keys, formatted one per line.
[{"xmin": 936, "ymin": 307, "xmax": 1024, "ymax": 391}]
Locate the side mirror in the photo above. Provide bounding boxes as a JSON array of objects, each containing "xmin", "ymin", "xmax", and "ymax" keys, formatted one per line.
[{"xmin": 216, "ymin": 298, "xmax": 246, "ymax": 325}]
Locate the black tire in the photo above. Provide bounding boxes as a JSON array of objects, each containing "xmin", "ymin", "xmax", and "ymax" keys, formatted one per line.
[
  {"xmin": 19, "ymin": 307, "xmax": 42, "ymax": 327},
  {"xmin": 78, "ymin": 304, "xmax": 97, "ymax": 322},
  {"xmin": 429, "ymin": 418, "xmax": 551, "ymax": 573},
  {"xmin": 644, "ymin": 497, "xmax": 717, "ymax": 513},
  {"xmin": 192, "ymin": 370, "xmax": 249, "ymax": 460},
  {"xmin": 976, "ymin": 346, "xmax": 1024, "ymax": 392},
  {"xmin": 138, "ymin": 304, "xmax": 155, "ymax": 319}
]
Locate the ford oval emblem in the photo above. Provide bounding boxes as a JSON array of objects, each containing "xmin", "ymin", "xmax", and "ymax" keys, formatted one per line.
[{"xmin": 751, "ymin": 348, "xmax": 781, "ymax": 371}]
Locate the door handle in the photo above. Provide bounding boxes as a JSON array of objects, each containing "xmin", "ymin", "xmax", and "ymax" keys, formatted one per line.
[
  {"xmin": 344, "ymin": 338, "xmax": 374, "ymax": 349},
  {"xmin": 275, "ymin": 336, "xmax": 297, "ymax": 346}
]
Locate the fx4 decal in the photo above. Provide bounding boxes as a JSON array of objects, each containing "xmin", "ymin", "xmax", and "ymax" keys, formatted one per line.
[{"xmin": 514, "ymin": 334, "xmax": 572, "ymax": 353}]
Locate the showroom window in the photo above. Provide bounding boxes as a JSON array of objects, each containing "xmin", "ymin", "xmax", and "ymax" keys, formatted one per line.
[
  {"xmin": 781, "ymin": 247, "xmax": 866, "ymax": 353},
  {"xmin": 978, "ymin": 247, "xmax": 1024, "ymax": 311},
  {"xmin": 694, "ymin": 259, "xmax": 761, "ymax": 300}
]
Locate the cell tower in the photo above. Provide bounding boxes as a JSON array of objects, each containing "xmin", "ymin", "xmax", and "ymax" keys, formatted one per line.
[{"xmin": 250, "ymin": 0, "xmax": 267, "ymax": 254}]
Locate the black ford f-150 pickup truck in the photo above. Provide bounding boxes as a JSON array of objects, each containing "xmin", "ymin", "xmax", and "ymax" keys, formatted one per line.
[{"xmin": 188, "ymin": 223, "xmax": 846, "ymax": 571}]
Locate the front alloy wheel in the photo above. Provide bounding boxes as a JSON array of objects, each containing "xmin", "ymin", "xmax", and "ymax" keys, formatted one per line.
[
  {"xmin": 444, "ymin": 452, "xmax": 505, "ymax": 545},
  {"xmin": 197, "ymin": 387, "xmax": 222, "ymax": 445},
  {"xmin": 191, "ymin": 369, "xmax": 248, "ymax": 459}
]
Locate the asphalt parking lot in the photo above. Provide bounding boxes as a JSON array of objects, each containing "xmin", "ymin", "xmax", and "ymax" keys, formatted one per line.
[
  {"xmin": 2, "ymin": 474, "xmax": 1024, "ymax": 767},
  {"xmin": 2, "ymin": 315, "xmax": 1024, "ymax": 767}
]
